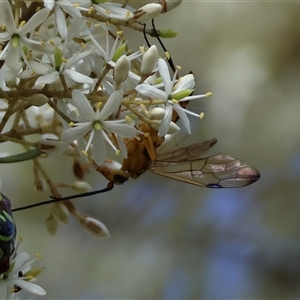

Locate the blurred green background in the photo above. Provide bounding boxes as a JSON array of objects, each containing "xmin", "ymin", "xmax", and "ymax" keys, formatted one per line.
[{"xmin": 2, "ymin": 1, "xmax": 300, "ymax": 299}]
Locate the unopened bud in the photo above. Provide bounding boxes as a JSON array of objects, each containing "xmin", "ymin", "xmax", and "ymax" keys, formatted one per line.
[
  {"xmin": 113, "ymin": 55, "xmax": 130, "ymax": 83},
  {"xmin": 141, "ymin": 45, "xmax": 158, "ymax": 76},
  {"xmin": 80, "ymin": 216, "xmax": 110, "ymax": 238},
  {"xmin": 73, "ymin": 159, "xmax": 87, "ymax": 180},
  {"xmin": 157, "ymin": 28, "xmax": 178, "ymax": 38},
  {"xmin": 33, "ymin": 178, "xmax": 47, "ymax": 194},
  {"xmin": 45, "ymin": 214, "xmax": 59, "ymax": 236},
  {"xmin": 70, "ymin": 181, "xmax": 92, "ymax": 193},
  {"xmin": 167, "ymin": 122, "xmax": 180, "ymax": 134},
  {"xmin": 150, "ymin": 107, "xmax": 165, "ymax": 120},
  {"xmin": 53, "ymin": 203, "xmax": 69, "ymax": 225},
  {"xmin": 27, "ymin": 94, "xmax": 49, "ymax": 106},
  {"xmin": 133, "ymin": 3, "xmax": 162, "ymax": 22},
  {"xmin": 159, "ymin": 0, "xmax": 182, "ymax": 13}
]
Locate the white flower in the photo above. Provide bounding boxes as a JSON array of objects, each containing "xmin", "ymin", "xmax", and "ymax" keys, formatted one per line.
[
  {"xmin": 0, "ymin": 2, "xmax": 51, "ymax": 68},
  {"xmin": 43, "ymin": 0, "xmax": 82, "ymax": 39},
  {"xmin": 136, "ymin": 58, "xmax": 208, "ymax": 137},
  {"xmin": 61, "ymin": 90, "xmax": 137, "ymax": 165},
  {"xmin": 35, "ymin": 45, "xmax": 94, "ymax": 86},
  {"xmin": 0, "ymin": 249, "xmax": 46, "ymax": 299}
]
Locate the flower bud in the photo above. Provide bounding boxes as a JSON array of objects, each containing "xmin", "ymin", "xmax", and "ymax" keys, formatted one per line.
[
  {"xmin": 150, "ymin": 107, "xmax": 165, "ymax": 120},
  {"xmin": 70, "ymin": 181, "xmax": 92, "ymax": 193},
  {"xmin": 33, "ymin": 177, "xmax": 47, "ymax": 194},
  {"xmin": 159, "ymin": 0, "xmax": 182, "ymax": 13},
  {"xmin": 113, "ymin": 55, "xmax": 130, "ymax": 84},
  {"xmin": 53, "ymin": 203, "xmax": 69, "ymax": 225},
  {"xmin": 133, "ymin": 3, "xmax": 162, "ymax": 22},
  {"xmin": 27, "ymin": 94, "xmax": 49, "ymax": 106},
  {"xmin": 80, "ymin": 216, "xmax": 110, "ymax": 238},
  {"xmin": 141, "ymin": 45, "xmax": 158, "ymax": 76},
  {"xmin": 167, "ymin": 122, "xmax": 180, "ymax": 134},
  {"xmin": 73, "ymin": 159, "xmax": 88, "ymax": 180},
  {"xmin": 157, "ymin": 28, "xmax": 178, "ymax": 38},
  {"xmin": 45, "ymin": 215, "xmax": 59, "ymax": 236}
]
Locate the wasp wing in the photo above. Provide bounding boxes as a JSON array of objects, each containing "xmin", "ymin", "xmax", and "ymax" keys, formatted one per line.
[
  {"xmin": 156, "ymin": 134, "xmax": 218, "ymax": 162},
  {"xmin": 151, "ymin": 140, "xmax": 260, "ymax": 188}
]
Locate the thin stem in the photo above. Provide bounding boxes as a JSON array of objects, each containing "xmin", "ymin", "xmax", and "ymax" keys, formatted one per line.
[
  {"xmin": 11, "ymin": 182, "xmax": 114, "ymax": 212},
  {"xmin": 48, "ymin": 99, "xmax": 73, "ymax": 124}
]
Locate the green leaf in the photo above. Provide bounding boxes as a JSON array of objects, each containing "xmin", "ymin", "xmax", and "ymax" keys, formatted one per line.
[{"xmin": 0, "ymin": 149, "xmax": 42, "ymax": 163}]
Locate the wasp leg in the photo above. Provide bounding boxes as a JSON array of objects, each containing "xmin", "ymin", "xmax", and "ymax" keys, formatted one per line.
[{"xmin": 143, "ymin": 132, "xmax": 156, "ymax": 161}]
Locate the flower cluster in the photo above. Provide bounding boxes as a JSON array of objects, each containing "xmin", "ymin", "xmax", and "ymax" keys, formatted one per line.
[
  {"xmin": 0, "ymin": 1, "xmax": 209, "ymax": 201},
  {"xmin": 0, "ymin": 0, "xmax": 211, "ymax": 280},
  {"xmin": 0, "ymin": 1, "xmax": 213, "ymax": 297}
]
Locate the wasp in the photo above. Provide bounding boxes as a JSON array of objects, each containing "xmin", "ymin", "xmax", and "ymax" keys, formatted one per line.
[{"xmin": 95, "ymin": 122, "xmax": 260, "ymax": 189}]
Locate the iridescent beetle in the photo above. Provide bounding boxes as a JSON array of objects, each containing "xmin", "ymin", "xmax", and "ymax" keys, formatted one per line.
[{"xmin": 0, "ymin": 193, "xmax": 16, "ymax": 274}]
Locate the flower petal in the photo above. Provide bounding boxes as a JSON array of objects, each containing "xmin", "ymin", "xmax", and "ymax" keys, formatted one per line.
[
  {"xmin": 55, "ymin": 6, "xmax": 68, "ymax": 39},
  {"xmin": 135, "ymin": 83, "xmax": 167, "ymax": 100},
  {"xmin": 94, "ymin": 3, "xmax": 133, "ymax": 21},
  {"xmin": 72, "ymin": 90, "xmax": 95, "ymax": 120},
  {"xmin": 63, "ymin": 69, "xmax": 94, "ymax": 85},
  {"xmin": 0, "ymin": 1, "xmax": 17, "ymax": 33},
  {"xmin": 36, "ymin": 71, "xmax": 60, "ymax": 85},
  {"xmin": 14, "ymin": 279, "xmax": 46, "ymax": 295},
  {"xmin": 158, "ymin": 104, "xmax": 172, "ymax": 137},
  {"xmin": 103, "ymin": 120, "xmax": 137, "ymax": 137},
  {"xmin": 5, "ymin": 44, "xmax": 20, "ymax": 68},
  {"xmin": 0, "ymin": 32, "xmax": 11, "ymax": 43},
  {"xmin": 100, "ymin": 90, "xmax": 123, "ymax": 120},
  {"xmin": 158, "ymin": 58, "xmax": 173, "ymax": 95},
  {"xmin": 173, "ymin": 104, "xmax": 191, "ymax": 134},
  {"xmin": 18, "ymin": 8, "xmax": 50, "ymax": 35},
  {"xmin": 61, "ymin": 123, "xmax": 91, "ymax": 142},
  {"xmin": 173, "ymin": 74, "xmax": 195, "ymax": 92}
]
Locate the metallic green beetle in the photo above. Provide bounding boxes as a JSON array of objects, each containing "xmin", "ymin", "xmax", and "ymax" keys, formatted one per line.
[{"xmin": 0, "ymin": 193, "xmax": 16, "ymax": 275}]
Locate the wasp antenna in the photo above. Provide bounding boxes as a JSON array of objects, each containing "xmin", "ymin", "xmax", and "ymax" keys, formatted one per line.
[{"xmin": 11, "ymin": 182, "xmax": 114, "ymax": 212}]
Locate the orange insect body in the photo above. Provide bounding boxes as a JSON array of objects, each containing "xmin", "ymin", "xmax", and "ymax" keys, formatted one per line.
[{"xmin": 121, "ymin": 123, "xmax": 164, "ymax": 179}]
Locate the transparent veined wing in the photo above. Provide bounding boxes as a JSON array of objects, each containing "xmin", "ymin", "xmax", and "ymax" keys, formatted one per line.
[
  {"xmin": 150, "ymin": 139, "xmax": 260, "ymax": 188},
  {"xmin": 156, "ymin": 138, "xmax": 218, "ymax": 162}
]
